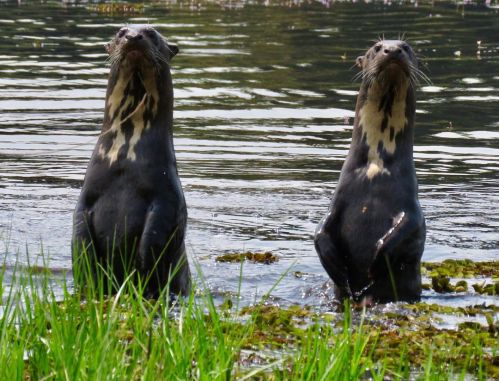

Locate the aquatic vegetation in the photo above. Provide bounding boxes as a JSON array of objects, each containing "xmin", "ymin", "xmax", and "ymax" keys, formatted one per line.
[
  {"xmin": 472, "ymin": 282, "xmax": 499, "ymax": 296},
  {"xmin": 216, "ymin": 251, "xmax": 279, "ymax": 264},
  {"xmin": 422, "ymin": 259, "xmax": 498, "ymax": 279},
  {"xmin": 0, "ymin": 259, "xmax": 497, "ymax": 379},
  {"xmin": 86, "ymin": 3, "xmax": 145, "ymax": 14},
  {"xmin": 232, "ymin": 301, "xmax": 499, "ymax": 379},
  {"xmin": 421, "ymin": 260, "xmax": 498, "ymax": 295}
]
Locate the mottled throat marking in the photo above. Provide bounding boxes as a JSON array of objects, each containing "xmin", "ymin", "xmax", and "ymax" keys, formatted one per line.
[
  {"xmin": 99, "ymin": 69, "xmax": 159, "ymax": 165},
  {"xmin": 358, "ymin": 80, "xmax": 409, "ymax": 179}
]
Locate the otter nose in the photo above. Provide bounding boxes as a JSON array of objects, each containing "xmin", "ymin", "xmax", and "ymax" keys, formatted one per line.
[
  {"xmin": 125, "ymin": 32, "xmax": 143, "ymax": 41},
  {"xmin": 383, "ymin": 45, "xmax": 402, "ymax": 56}
]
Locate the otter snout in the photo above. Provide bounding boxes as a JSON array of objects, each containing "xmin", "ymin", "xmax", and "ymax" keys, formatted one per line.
[
  {"xmin": 125, "ymin": 31, "xmax": 144, "ymax": 42},
  {"xmin": 106, "ymin": 25, "xmax": 179, "ymax": 70},
  {"xmin": 123, "ymin": 30, "xmax": 149, "ymax": 63},
  {"xmin": 124, "ymin": 30, "xmax": 147, "ymax": 50},
  {"xmin": 382, "ymin": 44, "xmax": 403, "ymax": 58},
  {"xmin": 378, "ymin": 42, "xmax": 408, "ymax": 65},
  {"xmin": 372, "ymin": 41, "xmax": 414, "ymax": 83}
]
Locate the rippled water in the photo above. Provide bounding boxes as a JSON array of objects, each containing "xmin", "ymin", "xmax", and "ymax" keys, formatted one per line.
[{"xmin": 0, "ymin": 1, "xmax": 497, "ymax": 307}]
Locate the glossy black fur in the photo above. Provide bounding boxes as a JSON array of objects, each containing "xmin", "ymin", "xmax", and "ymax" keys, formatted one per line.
[
  {"xmin": 72, "ymin": 26, "xmax": 189, "ymax": 297},
  {"xmin": 314, "ymin": 40, "xmax": 426, "ymax": 304}
]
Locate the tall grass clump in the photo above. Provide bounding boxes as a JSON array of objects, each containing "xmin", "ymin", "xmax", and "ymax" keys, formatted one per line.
[
  {"xmin": 0, "ymin": 249, "xmax": 496, "ymax": 380},
  {"xmin": 0, "ymin": 250, "xmax": 382, "ymax": 380},
  {"xmin": 0, "ymin": 252, "xmax": 249, "ymax": 380}
]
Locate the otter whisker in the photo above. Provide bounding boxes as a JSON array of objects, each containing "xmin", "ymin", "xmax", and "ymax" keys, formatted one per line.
[
  {"xmin": 361, "ymin": 64, "xmax": 379, "ymax": 87},
  {"xmin": 352, "ymin": 70, "xmax": 364, "ymax": 83},
  {"xmin": 154, "ymin": 51, "xmax": 169, "ymax": 64},
  {"xmin": 416, "ymin": 69, "xmax": 432, "ymax": 85},
  {"xmin": 408, "ymin": 62, "xmax": 432, "ymax": 85},
  {"xmin": 153, "ymin": 51, "xmax": 169, "ymax": 69},
  {"xmin": 409, "ymin": 72, "xmax": 420, "ymax": 88},
  {"xmin": 107, "ymin": 51, "xmax": 123, "ymax": 71}
]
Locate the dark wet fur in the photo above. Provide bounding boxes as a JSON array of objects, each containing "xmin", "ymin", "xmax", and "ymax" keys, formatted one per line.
[
  {"xmin": 72, "ymin": 26, "xmax": 189, "ymax": 298},
  {"xmin": 315, "ymin": 39, "xmax": 426, "ymax": 304}
]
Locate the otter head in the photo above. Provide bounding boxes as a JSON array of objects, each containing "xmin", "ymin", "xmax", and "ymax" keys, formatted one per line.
[
  {"xmin": 105, "ymin": 25, "xmax": 178, "ymax": 73},
  {"xmin": 356, "ymin": 40, "xmax": 418, "ymax": 91},
  {"xmin": 99, "ymin": 26, "xmax": 179, "ymax": 164}
]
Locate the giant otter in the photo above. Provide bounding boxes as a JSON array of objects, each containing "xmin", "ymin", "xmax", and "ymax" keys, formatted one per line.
[
  {"xmin": 72, "ymin": 25, "xmax": 189, "ymax": 297},
  {"xmin": 315, "ymin": 39, "xmax": 426, "ymax": 304}
]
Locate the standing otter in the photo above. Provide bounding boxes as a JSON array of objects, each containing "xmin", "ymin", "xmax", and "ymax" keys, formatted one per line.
[
  {"xmin": 315, "ymin": 39, "xmax": 426, "ymax": 304},
  {"xmin": 72, "ymin": 25, "xmax": 189, "ymax": 297}
]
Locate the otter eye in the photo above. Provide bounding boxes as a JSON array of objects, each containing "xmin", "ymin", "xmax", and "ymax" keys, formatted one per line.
[
  {"xmin": 117, "ymin": 28, "xmax": 128, "ymax": 38},
  {"xmin": 374, "ymin": 45, "xmax": 381, "ymax": 53},
  {"xmin": 145, "ymin": 29, "xmax": 158, "ymax": 42}
]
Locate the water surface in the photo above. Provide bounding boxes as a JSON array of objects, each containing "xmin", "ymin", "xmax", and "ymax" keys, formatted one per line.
[{"xmin": 0, "ymin": 1, "xmax": 497, "ymax": 307}]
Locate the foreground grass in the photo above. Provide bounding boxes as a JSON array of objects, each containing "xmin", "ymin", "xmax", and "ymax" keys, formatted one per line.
[{"xmin": 0, "ymin": 262, "xmax": 497, "ymax": 380}]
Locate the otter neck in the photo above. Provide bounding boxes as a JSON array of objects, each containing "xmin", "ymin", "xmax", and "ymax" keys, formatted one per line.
[
  {"xmin": 103, "ymin": 65, "xmax": 173, "ymax": 132},
  {"xmin": 351, "ymin": 79, "xmax": 415, "ymax": 179},
  {"xmin": 99, "ymin": 64, "xmax": 174, "ymax": 164}
]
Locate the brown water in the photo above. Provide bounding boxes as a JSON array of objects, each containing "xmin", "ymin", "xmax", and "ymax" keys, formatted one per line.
[{"xmin": 0, "ymin": 1, "xmax": 497, "ymax": 307}]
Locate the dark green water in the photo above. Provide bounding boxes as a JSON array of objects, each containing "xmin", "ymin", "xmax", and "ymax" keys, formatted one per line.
[{"xmin": 0, "ymin": 1, "xmax": 497, "ymax": 307}]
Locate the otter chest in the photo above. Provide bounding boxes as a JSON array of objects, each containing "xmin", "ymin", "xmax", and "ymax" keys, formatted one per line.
[
  {"xmin": 99, "ymin": 71, "xmax": 160, "ymax": 165},
  {"xmin": 357, "ymin": 82, "xmax": 409, "ymax": 179}
]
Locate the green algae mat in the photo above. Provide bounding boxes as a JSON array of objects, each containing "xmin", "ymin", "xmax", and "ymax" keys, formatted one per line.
[{"xmin": 1, "ymin": 259, "xmax": 497, "ymax": 380}]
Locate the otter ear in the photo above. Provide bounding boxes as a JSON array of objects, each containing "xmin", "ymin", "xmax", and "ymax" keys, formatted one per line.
[
  {"xmin": 105, "ymin": 41, "xmax": 114, "ymax": 55},
  {"xmin": 356, "ymin": 55, "xmax": 364, "ymax": 69},
  {"xmin": 167, "ymin": 43, "xmax": 179, "ymax": 59}
]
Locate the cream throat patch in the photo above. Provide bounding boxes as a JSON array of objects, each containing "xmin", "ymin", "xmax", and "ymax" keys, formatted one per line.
[
  {"xmin": 357, "ymin": 80, "xmax": 409, "ymax": 179},
  {"xmin": 99, "ymin": 69, "xmax": 159, "ymax": 165}
]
